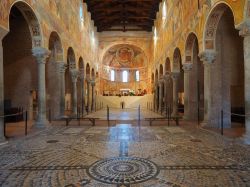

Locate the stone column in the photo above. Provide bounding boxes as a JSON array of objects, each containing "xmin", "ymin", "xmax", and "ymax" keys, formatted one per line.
[
  {"xmin": 164, "ymin": 74, "xmax": 170, "ymax": 109},
  {"xmin": 91, "ymin": 81, "xmax": 96, "ymax": 112},
  {"xmin": 171, "ymin": 72, "xmax": 179, "ymax": 116},
  {"xmin": 154, "ymin": 84, "xmax": 158, "ymax": 111},
  {"xmin": 158, "ymin": 81, "xmax": 163, "ymax": 112},
  {"xmin": 183, "ymin": 63, "xmax": 193, "ymax": 120},
  {"xmin": 58, "ymin": 63, "xmax": 66, "ymax": 117},
  {"xmin": 79, "ymin": 73, "xmax": 85, "ymax": 116},
  {"xmin": 199, "ymin": 50, "xmax": 216, "ymax": 127},
  {"xmin": 0, "ymin": 28, "xmax": 8, "ymax": 142},
  {"xmin": 237, "ymin": 20, "xmax": 250, "ymax": 144},
  {"xmin": 70, "ymin": 69, "xmax": 79, "ymax": 116},
  {"xmin": 32, "ymin": 47, "xmax": 51, "ymax": 128},
  {"xmin": 86, "ymin": 78, "xmax": 91, "ymax": 113}
]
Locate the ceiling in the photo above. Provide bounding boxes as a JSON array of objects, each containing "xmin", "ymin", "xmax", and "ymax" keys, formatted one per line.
[{"xmin": 83, "ymin": 0, "xmax": 162, "ymax": 32}]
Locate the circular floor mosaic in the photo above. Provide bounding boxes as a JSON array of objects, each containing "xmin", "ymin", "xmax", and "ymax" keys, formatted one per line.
[{"xmin": 87, "ymin": 157, "xmax": 159, "ymax": 184}]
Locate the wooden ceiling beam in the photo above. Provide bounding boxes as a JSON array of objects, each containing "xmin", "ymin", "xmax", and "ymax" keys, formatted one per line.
[{"xmin": 83, "ymin": 0, "xmax": 161, "ymax": 32}]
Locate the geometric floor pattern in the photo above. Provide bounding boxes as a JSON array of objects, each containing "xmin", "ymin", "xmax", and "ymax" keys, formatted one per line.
[{"xmin": 0, "ymin": 123, "xmax": 250, "ymax": 186}]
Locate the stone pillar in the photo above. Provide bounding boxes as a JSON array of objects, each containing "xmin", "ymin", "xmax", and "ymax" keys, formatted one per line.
[
  {"xmin": 70, "ymin": 69, "xmax": 79, "ymax": 116},
  {"xmin": 79, "ymin": 73, "xmax": 85, "ymax": 116},
  {"xmin": 171, "ymin": 73, "xmax": 179, "ymax": 116},
  {"xmin": 58, "ymin": 63, "xmax": 66, "ymax": 117},
  {"xmin": 91, "ymin": 81, "xmax": 96, "ymax": 112},
  {"xmin": 164, "ymin": 74, "xmax": 170, "ymax": 109},
  {"xmin": 183, "ymin": 63, "xmax": 193, "ymax": 120},
  {"xmin": 199, "ymin": 50, "xmax": 216, "ymax": 127},
  {"xmin": 154, "ymin": 84, "xmax": 158, "ymax": 111},
  {"xmin": 32, "ymin": 47, "xmax": 51, "ymax": 128},
  {"xmin": 158, "ymin": 81, "xmax": 163, "ymax": 112},
  {"xmin": 0, "ymin": 28, "xmax": 8, "ymax": 142},
  {"xmin": 237, "ymin": 20, "xmax": 250, "ymax": 144},
  {"xmin": 87, "ymin": 78, "xmax": 91, "ymax": 113}
]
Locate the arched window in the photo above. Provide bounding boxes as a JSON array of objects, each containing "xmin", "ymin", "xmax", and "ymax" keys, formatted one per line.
[
  {"xmin": 79, "ymin": 1, "xmax": 84, "ymax": 29},
  {"xmin": 136, "ymin": 70, "xmax": 140, "ymax": 82},
  {"xmin": 122, "ymin": 71, "xmax": 128, "ymax": 83},
  {"xmin": 111, "ymin": 70, "xmax": 115, "ymax": 81}
]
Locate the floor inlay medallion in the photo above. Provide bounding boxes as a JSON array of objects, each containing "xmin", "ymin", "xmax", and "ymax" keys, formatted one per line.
[{"xmin": 87, "ymin": 157, "xmax": 159, "ymax": 184}]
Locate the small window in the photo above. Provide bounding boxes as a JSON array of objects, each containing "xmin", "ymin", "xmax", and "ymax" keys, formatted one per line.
[
  {"xmin": 122, "ymin": 71, "xmax": 128, "ymax": 83},
  {"xmin": 111, "ymin": 70, "xmax": 115, "ymax": 81},
  {"xmin": 162, "ymin": 1, "xmax": 167, "ymax": 20},
  {"xmin": 79, "ymin": 2, "xmax": 84, "ymax": 29},
  {"xmin": 136, "ymin": 70, "xmax": 140, "ymax": 82}
]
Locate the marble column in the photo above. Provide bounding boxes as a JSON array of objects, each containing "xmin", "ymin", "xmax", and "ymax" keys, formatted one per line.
[
  {"xmin": 199, "ymin": 50, "xmax": 216, "ymax": 127},
  {"xmin": 158, "ymin": 81, "xmax": 163, "ymax": 112},
  {"xmin": 183, "ymin": 63, "xmax": 193, "ymax": 120},
  {"xmin": 79, "ymin": 73, "xmax": 85, "ymax": 116},
  {"xmin": 171, "ymin": 72, "xmax": 179, "ymax": 116},
  {"xmin": 32, "ymin": 47, "xmax": 51, "ymax": 128},
  {"xmin": 70, "ymin": 69, "xmax": 79, "ymax": 116},
  {"xmin": 86, "ymin": 78, "xmax": 91, "ymax": 113},
  {"xmin": 154, "ymin": 84, "xmax": 158, "ymax": 111},
  {"xmin": 0, "ymin": 28, "xmax": 8, "ymax": 142},
  {"xmin": 91, "ymin": 81, "xmax": 96, "ymax": 112},
  {"xmin": 58, "ymin": 63, "xmax": 67, "ymax": 117},
  {"xmin": 237, "ymin": 20, "xmax": 250, "ymax": 144},
  {"xmin": 164, "ymin": 74, "xmax": 170, "ymax": 109}
]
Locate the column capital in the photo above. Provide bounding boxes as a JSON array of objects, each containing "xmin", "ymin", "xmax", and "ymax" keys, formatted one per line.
[
  {"xmin": 90, "ymin": 80, "xmax": 96, "ymax": 86},
  {"xmin": 57, "ymin": 63, "xmax": 67, "ymax": 73},
  {"xmin": 182, "ymin": 63, "xmax": 193, "ymax": 72},
  {"xmin": 79, "ymin": 72, "xmax": 85, "ymax": 80},
  {"xmin": 70, "ymin": 69, "xmax": 79, "ymax": 83},
  {"xmin": 199, "ymin": 50, "xmax": 216, "ymax": 65},
  {"xmin": 171, "ymin": 72, "xmax": 180, "ymax": 80},
  {"xmin": 236, "ymin": 19, "xmax": 250, "ymax": 37},
  {"xmin": 32, "ymin": 47, "xmax": 50, "ymax": 64}
]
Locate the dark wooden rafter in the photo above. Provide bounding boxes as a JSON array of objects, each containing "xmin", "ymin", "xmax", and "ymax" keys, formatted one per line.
[{"xmin": 83, "ymin": 0, "xmax": 161, "ymax": 32}]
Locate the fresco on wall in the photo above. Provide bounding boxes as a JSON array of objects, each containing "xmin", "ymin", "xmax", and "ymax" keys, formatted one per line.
[{"xmin": 103, "ymin": 44, "xmax": 147, "ymax": 68}]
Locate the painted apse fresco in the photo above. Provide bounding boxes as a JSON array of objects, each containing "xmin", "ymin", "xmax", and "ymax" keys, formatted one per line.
[{"xmin": 101, "ymin": 44, "xmax": 148, "ymax": 96}]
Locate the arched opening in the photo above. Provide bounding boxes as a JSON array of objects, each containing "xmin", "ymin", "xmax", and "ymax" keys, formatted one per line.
[
  {"xmin": 91, "ymin": 68, "xmax": 95, "ymax": 80},
  {"xmin": 85, "ymin": 63, "xmax": 90, "ymax": 111},
  {"xmin": 155, "ymin": 69, "xmax": 159, "ymax": 111},
  {"xmin": 46, "ymin": 31, "xmax": 63, "ymax": 119},
  {"xmin": 173, "ymin": 48, "xmax": 184, "ymax": 114},
  {"xmin": 165, "ymin": 57, "xmax": 171, "ymax": 74},
  {"xmin": 65, "ymin": 47, "xmax": 76, "ymax": 114},
  {"xmin": 185, "ymin": 33, "xmax": 204, "ymax": 121},
  {"xmin": 204, "ymin": 4, "xmax": 244, "ymax": 129},
  {"xmin": 151, "ymin": 73, "xmax": 155, "ymax": 94},
  {"xmin": 159, "ymin": 64, "xmax": 163, "ymax": 78},
  {"xmin": 3, "ymin": 2, "xmax": 42, "ymax": 123},
  {"xmin": 77, "ymin": 57, "xmax": 84, "ymax": 115}
]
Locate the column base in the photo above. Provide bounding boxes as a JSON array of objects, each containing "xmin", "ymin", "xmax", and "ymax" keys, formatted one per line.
[
  {"xmin": 200, "ymin": 120, "xmax": 210, "ymax": 127},
  {"xmin": 34, "ymin": 119, "xmax": 50, "ymax": 129},
  {"xmin": 242, "ymin": 133, "xmax": 250, "ymax": 145},
  {"xmin": 0, "ymin": 136, "xmax": 7, "ymax": 145}
]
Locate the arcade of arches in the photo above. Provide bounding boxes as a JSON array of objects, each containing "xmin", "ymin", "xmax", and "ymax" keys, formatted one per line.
[{"xmin": 0, "ymin": 0, "xmax": 250, "ymax": 186}]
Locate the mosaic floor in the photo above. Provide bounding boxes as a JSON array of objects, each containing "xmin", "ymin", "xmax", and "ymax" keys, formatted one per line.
[{"xmin": 0, "ymin": 122, "xmax": 250, "ymax": 187}]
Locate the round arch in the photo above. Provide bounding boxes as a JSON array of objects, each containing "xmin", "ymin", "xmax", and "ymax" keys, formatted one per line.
[
  {"xmin": 173, "ymin": 48, "xmax": 182, "ymax": 72},
  {"xmin": 48, "ymin": 31, "xmax": 63, "ymax": 62},
  {"xmin": 203, "ymin": 3, "xmax": 235, "ymax": 51},
  {"xmin": 185, "ymin": 32, "xmax": 198, "ymax": 63},
  {"xmin": 8, "ymin": 1, "xmax": 43, "ymax": 48},
  {"xmin": 165, "ymin": 57, "xmax": 171, "ymax": 74},
  {"xmin": 159, "ymin": 64, "xmax": 164, "ymax": 78}
]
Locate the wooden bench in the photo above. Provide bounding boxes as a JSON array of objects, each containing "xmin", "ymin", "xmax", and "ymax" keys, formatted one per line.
[
  {"xmin": 145, "ymin": 117, "xmax": 166, "ymax": 126},
  {"xmin": 145, "ymin": 116, "xmax": 182, "ymax": 126},
  {"xmin": 81, "ymin": 117, "xmax": 99, "ymax": 126}
]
